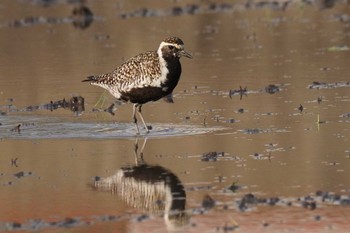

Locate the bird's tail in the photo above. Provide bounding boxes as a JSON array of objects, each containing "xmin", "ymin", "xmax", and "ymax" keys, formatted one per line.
[
  {"xmin": 82, "ymin": 73, "xmax": 112, "ymax": 85},
  {"xmin": 82, "ymin": 75, "xmax": 99, "ymax": 83}
]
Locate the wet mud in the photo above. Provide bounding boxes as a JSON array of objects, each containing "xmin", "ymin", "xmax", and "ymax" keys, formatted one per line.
[{"xmin": 2, "ymin": 188, "xmax": 349, "ymax": 232}]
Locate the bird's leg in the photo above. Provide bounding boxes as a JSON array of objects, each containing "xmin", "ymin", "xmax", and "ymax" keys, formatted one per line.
[
  {"xmin": 136, "ymin": 104, "xmax": 150, "ymax": 133},
  {"xmin": 132, "ymin": 104, "xmax": 141, "ymax": 134}
]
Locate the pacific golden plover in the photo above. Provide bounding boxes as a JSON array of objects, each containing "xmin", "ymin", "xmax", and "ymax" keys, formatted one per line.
[{"xmin": 83, "ymin": 36, "xmax": 192, "ymax": 134}]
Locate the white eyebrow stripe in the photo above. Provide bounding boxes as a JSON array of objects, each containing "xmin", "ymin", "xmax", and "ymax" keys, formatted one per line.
[{"xmin": 159, "ymin": 41, "xmax": 184, "ymax": 49}]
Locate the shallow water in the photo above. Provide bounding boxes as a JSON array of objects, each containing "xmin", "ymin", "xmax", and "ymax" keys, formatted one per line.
[{"xmin": 1, "ymin": 0, "xmax": 350, "ymax": 232}]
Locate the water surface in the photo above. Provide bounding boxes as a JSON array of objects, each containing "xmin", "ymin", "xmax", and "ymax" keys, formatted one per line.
[{"xmin": 1, "ymin": 0, "xmax": 350, "ymax": 232}]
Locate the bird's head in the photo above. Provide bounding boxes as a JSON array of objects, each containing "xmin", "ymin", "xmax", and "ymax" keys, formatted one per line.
[{"xmin": 158, "ymin": 37, "xmax": 193, "ymax": 60}]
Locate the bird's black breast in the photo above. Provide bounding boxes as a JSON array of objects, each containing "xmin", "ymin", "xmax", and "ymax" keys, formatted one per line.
[
  {"xmin": 121, "ymin": 58, "xmax": 182, "ymax": 104},
  {"xmin": 164, "ymin": 57, "xmax": 182, "ymax": 89},
  {"xmin": 121, "ymin": 86, "xmax": 167, "ymax": 104}
]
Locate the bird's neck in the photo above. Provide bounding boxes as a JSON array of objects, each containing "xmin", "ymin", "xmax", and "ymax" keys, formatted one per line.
[
  {"xmin": 157, "ymin": 48, "xmax": 182, "ymax": 94},
  {"xmin": 157, "ymin": 49, "xmax": 170, "ymax": 85},
  {"xmin": 157, "ymin": 49, "xmax": 181, "ymax": 72}
]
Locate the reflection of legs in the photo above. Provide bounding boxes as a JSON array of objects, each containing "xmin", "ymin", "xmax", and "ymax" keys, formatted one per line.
[
  {"xmin": 133, "ymin": 137, "xmax": 140, "ymax": 164},
  {"xmin": 133, "ymin": 137, "xmax": 147, "ymax": 165},
  {"xmin": 136, "ymin": 104, "xmax": 150, "ymax": 134},
  {"xmin": 132, "ymin": 104, "xmax": 140, "ymax": 134}
]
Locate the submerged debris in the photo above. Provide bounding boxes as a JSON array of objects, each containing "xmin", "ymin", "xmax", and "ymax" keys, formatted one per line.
[
  {"xmin": 265, "ymin": 84, "xmax": 280, "ymax": 94},
  {"xmin": 229, "ymin": 86, "xmax": 248, "ymax": 99},
  {"xmin": 238, "ymin": 193, "xmax": 260, "ymax": 212},
  {"xmin": 298, "ymin": 104, "xmax": 304, "ymax": 113},
  {"xmin": 201, "ymin": 151, "xmax": 225, "ymax": 162},
  {"xmin": 302, "ymin": 200, "xmax": 317, "ymax": 210},
  {"xmin": 119, "ymin": 1, "xmax": 335, "ymax": 19},
  {"xmin": 237, "ymin": 194, "xmax": 281, "ymax": 211},
  {"xmin": 7, "ymin": 96, "xmax": 85, "ymax": 114},
  {"xmin": 234, "ymin": 190, "xmax": 350, "ymax": 212},
  {"xmin": 202, "ymin": 195, "xmax": 216, "ymax": 210},
  {"xmin": 250, "ymin": 152, "xmax": 266, "ymax": 160},
  {"xmin": 10, "ymin": 124, "xmax": 21, "ymax": 133},
  {"xmin": 120, "ymin": 3, "xmax": 226, "ymax": 19},
  {"xmin": 220, "ymin": 223, "xmax": 239, "ymax": 232},
  {"xmin": 236, "ymin": 108, "xmax": 245, "ymax": 114},
  {"xmin": 0, "ymin": 216, "xmax": 93, "ymax": 232},
  {"xmin": 308, "ymin": 81, "xmax": 350, "ymax": 89},
  {"xmin": 11, "ymin": 158, "xmax": 19, "ymax": 167},
  {"xmin": 242, "ymin": 128, "xmax": 262, "ymax": 134},
  {"xmin": 340, "ymin": 113, "xmax": 350, "ymax": 118},
  {"xmin": 228, "ymin": 181, "xmax": 241, "ymax": 193},
  {"xmin": 2, "ymin": 5, "xmax": 94, "ymax": 30},
  {"xmin": 13, "ymin": 171, "xmax": 32, "ymax": 179}
]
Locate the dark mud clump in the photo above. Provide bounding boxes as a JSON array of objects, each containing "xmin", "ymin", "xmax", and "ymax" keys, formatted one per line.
[
  {"xmin": 40, "ymin": 96, "xmax": 85, "ymax": 113},
  {"xmin": 1, "ymin": 171, "xmax": 34, "ymax": 186},
  {"xmin": 241, "ymin": 128, "xmax": 262, "ymax": 134},
  {"xmin": 234, "ymin": 190, "xmax": 350, "ymax": 212},
  {"xmin": 0, "ymin": 213, "xmax": 128, "ymax": 232},
  {"xmin": 13, "ymin": 171, "xmax": 33, "ymax": 179},
  {"xmin": 6, "ymin": 96, "xmax": 85, "ymax": 114},
  {"xmin": 340, "ymin": 113, "xmax": 350, "ymax": 118},
  {"xmin": 10, "ymin": 124, "xmax": 21, "ymax": 133},
  {"xmin": 202, "ymin": 194, "xmax": 216, "ymax": 210},
  {"xmin": 11, "ymin": 158, "xmax": 19, "ymax": 167},
  {"xmin": 0, "ymin": 217, "xmax": 89, "ymax": 232},
  {"xmin": 3, "ymin": 4, "xmax": 93, "ymax": 30},
  {"xmin": 201, "ymin": 151, "xmax": 225, "ymax": 162},
  {"xmin": 265, "ymin": 84, "xmax": 280, "ymax": 94},
  {"xmin": 229, "ymin": 86, "xmax": 248, "ymax": 99},
  {"xmin": 298, "ymin": 104, "xmax": 304, "ymax": 113},
  {"xmin": 118, "ymin": 1, "xmax": 344, "ymax": 19},
  {"xmin": 308, "ymin": 81, "xmax": 350, "ymax": 89},
  {"xmin": 228, "ymin": 181, "xmax": 241, "ymax": 193}
]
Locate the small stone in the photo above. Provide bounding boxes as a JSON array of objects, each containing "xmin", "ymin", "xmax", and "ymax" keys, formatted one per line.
[
  {"xmin": 262, "ymin": 222, "xmax": 269, "ymax": 227},
  {"xmin": 309, "ymin": 202, "xmax": 316, "ymax": 210},
  {"xmin": 202, "ymin": 194, "xmax": 215, "ymax": 209}
]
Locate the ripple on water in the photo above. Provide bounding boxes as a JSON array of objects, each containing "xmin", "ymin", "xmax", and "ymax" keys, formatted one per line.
[{"xmin": 0, "ymin": 116, "xmax": 222, "ymax": 139}]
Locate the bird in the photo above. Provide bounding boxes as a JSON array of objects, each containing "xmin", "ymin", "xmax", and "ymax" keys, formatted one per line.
[{"xmin": 82, "ymin": 36, "xmax": 192, "ymax": 134}]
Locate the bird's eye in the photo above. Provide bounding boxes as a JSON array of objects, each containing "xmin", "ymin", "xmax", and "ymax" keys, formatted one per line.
[{"xmin": 168, "ymin": 45, "xmax": 174, "ymax": 50}]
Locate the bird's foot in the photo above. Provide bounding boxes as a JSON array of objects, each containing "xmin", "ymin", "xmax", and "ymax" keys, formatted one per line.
[{"xmin": 144, "ymin": 125, "xmax": 152, "ymax": 134}]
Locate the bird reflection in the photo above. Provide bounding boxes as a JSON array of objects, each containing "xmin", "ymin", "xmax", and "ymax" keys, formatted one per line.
[{"xmin": 93, "ymin": 138, "xmax": 190, "ymax": 231}]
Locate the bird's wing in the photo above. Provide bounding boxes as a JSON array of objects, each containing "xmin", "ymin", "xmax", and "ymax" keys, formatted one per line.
[
  {"xmin": 82, "ymin": 51, "xmax": 161, "ymax": 99},
  {"xmin": 112, "ymin": 51, "xmax": 161, "ymax": 92}
]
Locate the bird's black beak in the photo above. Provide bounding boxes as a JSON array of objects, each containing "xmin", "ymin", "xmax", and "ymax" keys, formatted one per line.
[{"xmin": 179, "ymin": 49, "xmax": 193, "ymax": 59}]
